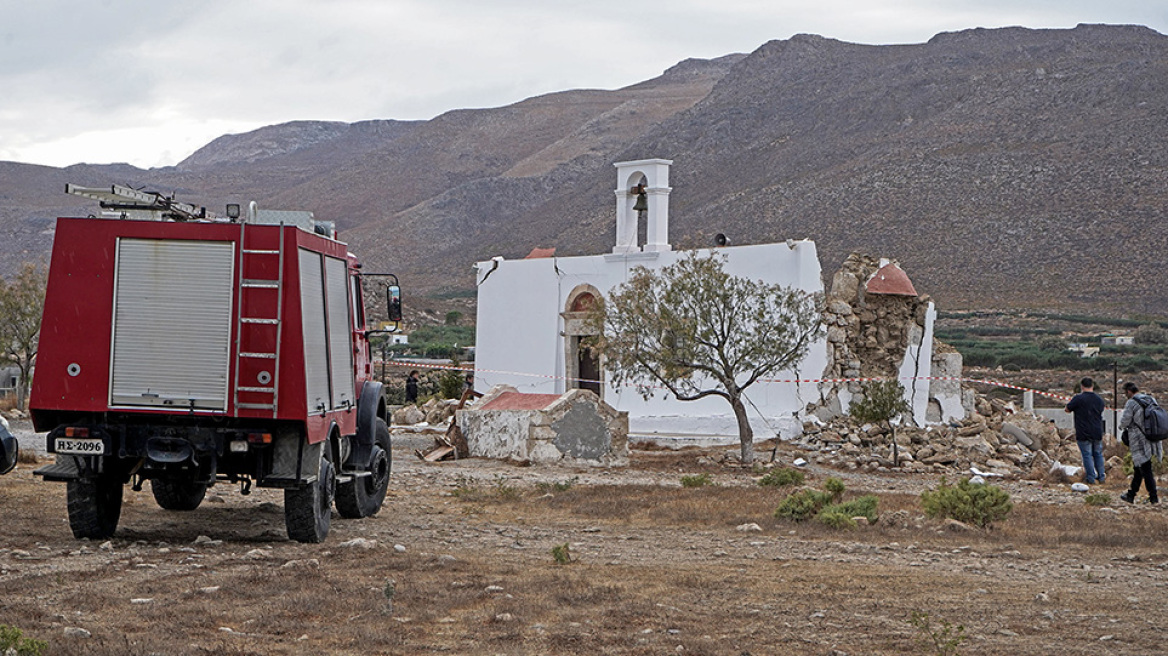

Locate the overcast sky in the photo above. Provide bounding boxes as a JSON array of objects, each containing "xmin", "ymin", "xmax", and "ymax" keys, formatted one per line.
[{"xmin": 2, "ymin": 0, "xmax": 1165, "ymax": 169}]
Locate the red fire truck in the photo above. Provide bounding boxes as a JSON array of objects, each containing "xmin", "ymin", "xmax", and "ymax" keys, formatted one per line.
[{"xmin": 31, "ymin": 185, "xmax": 401, "ymax": 543}]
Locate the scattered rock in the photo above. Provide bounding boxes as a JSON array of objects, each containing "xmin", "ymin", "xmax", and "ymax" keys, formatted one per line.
[
  {"xmin": 943, "ymin": 519, "xmax": 976, "ymax": 532},
  {"xmin": 281, "ymin": 559, "xmax": 320, "ymax": 570},
  {"xmin": 736, "ymin": 523, "xmax": 763, "ymax": 532},
  {"xmin": 339, "ymin": 538, "xmax": 377, "ymax": 550},
  {"xmin": 394, "ymin": 544, "xmax": 407, "ymax": 553},
  {"xmin": 63, "ymin": 627, "xmax": 91, "ymax": 639}
]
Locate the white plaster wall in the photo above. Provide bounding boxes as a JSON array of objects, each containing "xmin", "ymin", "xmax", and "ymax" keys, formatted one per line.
[
  {"xmin": 930, "ymin": 351, "xmax": 967, "ymax": 423},
  {"xmin": 475, "ymin": 241, "xmax": 831, "ymax": 442},
  {"xmin": 462, "ymin": 410, "xmax": 540, "ymax": 460},
  {"xmin": 898, "ymin": 301, "xmax": 936, "ymax": 427}
]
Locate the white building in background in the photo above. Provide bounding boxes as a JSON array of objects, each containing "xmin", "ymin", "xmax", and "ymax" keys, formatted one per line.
[{"xmin": 474, "ymin": 159, "xmax": 945, "ymax": 444}]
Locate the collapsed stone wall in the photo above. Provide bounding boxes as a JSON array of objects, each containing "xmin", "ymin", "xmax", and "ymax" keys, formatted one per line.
[
  {"xmin": 798, "ymin": 391, "xmax": 1116, "ymax": 482},
  {"xmin": 813, "ymin": 252, "xmax": 933, "ymax": 420}
]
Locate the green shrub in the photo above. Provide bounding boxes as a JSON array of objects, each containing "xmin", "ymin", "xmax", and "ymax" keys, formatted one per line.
[
  {"xmin": 758, "ymin": 468, "xmax": 804, "ymax": 487},
  {"xmin": 921, "ymin": 479, "xmax": 1013, "ymax": 528},
  {"xmin": 774, "ymin": 489, "xmax": 833, "ymax": 522},
  {"xmin": 551, "ymin": 542, "xmax": 572, "ymax": 565},
  {"xmin": 823, "ymin": 477, "xmax": 846, "ymax": 501},
  {"xmin": 908, "ymin": 611, "xmax": 966, "ymax": 656},
  {"xmin": 1120, "ymin": 452, "xmax": 1168, "ymax": 477},
  {"xmin": 821, "ymin": 495, "xmax": 879, "ymax": 524},
  {"xmin": 680, "ymin": 473, "xmax": 713, "ymax": 488},
  {"xmin": 0, "ymin": 625, "xmax": 47, "ymax": 656},
  {"xmin": 1084, "ymin": 493, "xmax": 1110, "ymax": 506},
  {"xmin": 439, "ymin": 369, "xmax": 465, "ymax": 399},
  {"xmin": 816, "ymin": 510, "xmax": 857, "ymax": 530}
]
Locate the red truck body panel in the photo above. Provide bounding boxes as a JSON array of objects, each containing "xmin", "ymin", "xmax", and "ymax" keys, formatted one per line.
[{"xmin": 31, "ymin": 217, "xmax": 370, "ymax": 444}]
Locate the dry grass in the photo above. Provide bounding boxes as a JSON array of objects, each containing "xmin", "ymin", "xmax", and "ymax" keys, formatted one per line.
[{"xmin": 4, "ymin": 453, "xmax": 1168, "ymax": 655}]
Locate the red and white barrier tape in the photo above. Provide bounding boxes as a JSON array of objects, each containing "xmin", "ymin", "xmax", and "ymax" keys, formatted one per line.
[{"xmin": 377, "ymin": 360, "xmax": 1088, "ymax": 407}]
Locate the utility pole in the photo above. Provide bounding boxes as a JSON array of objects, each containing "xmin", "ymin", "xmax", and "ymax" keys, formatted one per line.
[{"xmin": 1113, "ymin": 361, "xmax": 1119, "ymax": 438}]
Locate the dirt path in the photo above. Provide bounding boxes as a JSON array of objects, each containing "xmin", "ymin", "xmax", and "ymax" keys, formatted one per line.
[{"xmin": 2, "ymin": 428, "xmax": 1168, "ymax": 655}]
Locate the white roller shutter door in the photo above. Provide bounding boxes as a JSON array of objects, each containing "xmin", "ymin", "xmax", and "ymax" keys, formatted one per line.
[
  {"xmin": 325, "ymin": 256, "xmax": 355, "ymax": 409},
  {"xmin": 109, "ymin": 239, "xmax": 235, "ymax": 410},
  {"xmin": 300, "ymin": 249, "xmax": 331, "ymax": 413}
]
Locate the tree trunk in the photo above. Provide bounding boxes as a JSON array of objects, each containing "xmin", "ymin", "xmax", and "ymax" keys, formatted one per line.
[{"xmin": 730, "ymin": 395, "xmax": 754, "ymax": 464}]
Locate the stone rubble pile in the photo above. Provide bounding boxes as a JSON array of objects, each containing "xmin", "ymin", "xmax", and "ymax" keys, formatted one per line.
[
  {"xmin": 795, "ymin": 393, "xmax": 1117, "ymax": 481},
  {"xmin": 391, "ymin": 397, "xmax": 464, "ymax": 427}
]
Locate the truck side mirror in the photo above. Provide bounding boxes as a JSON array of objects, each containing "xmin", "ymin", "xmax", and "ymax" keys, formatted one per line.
[{"xmin": 387, "ymin": 285, "xmax": 402, "ymax": 323}]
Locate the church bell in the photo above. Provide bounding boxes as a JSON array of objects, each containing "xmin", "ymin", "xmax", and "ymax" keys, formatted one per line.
[{"xmin": 632, "ymin": 190, "xmax": 649, "ymax": 212}]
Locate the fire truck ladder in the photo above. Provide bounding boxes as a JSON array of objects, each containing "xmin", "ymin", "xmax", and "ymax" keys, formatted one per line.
[{"xmin": 232, "ymin": 223, "xmax": 286, "ymax": 416}]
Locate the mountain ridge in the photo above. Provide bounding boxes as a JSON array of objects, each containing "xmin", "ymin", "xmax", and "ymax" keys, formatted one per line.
[{"xmin": 2, "ymin": 25, "xmax": 1166, "ymax": 314}]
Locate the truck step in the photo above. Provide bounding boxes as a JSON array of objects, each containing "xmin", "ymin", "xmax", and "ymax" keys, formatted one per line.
[
  {"xmin": 237, "ymin": 386, "xmax": 275, "ymax": 393},
  {"xmin": 236, "ymin": 402, "xmax": 276, "ymax": 410},
  {"xmin": 242, "ymin": 249, "xmax": 280, "ymax": 255},
  {"xmin": 34, "ymin": 459, "xmax": 81, "ymax": 481},
  {"xmin": 239, "ymin": 352, "xmax": 277, "ymax": 359},
  {"xmin": 241, "ymin": 317, "xmax": 280, "ymax": 325}
]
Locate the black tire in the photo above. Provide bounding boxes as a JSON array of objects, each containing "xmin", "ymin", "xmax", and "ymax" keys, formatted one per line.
[
  {"xmin": 150, "ymin": 479, "xmax": 208, "ymax": 511},
  {"xmin": 67, "ymin": 475, "xmax": 124, "ymax": 539},
  {"xmin": 336, "ymin": 419, "xmax": 392, "ymax": 518},
  {"xmin": 284, "ymin": 449, "xmax": 335, "ymax": 543}
]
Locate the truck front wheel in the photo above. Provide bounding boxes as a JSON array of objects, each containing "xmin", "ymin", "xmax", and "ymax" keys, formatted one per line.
[
  {"xmin": 67, "ymin": 476, "xmax": 124, "ymax": 539},
  {"xmin": 336, "ymin": 418, "xmax": 392, "ymax": 519},
  {"xmin": 151, "ymin": 479, "xmax": 208, "ymax": 511},
  {"xmin": 284, "ymin": 450, "xmax": 334, "ymax": 543}
]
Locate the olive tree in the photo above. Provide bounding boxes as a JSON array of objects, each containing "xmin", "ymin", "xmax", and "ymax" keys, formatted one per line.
[
  {"xmin": 590, "ymin": 252, "xmax": 822, "ymax": 464},
  {"xmin": 0, "ymin": 262, "xmax": 47, "ymax": 409}
]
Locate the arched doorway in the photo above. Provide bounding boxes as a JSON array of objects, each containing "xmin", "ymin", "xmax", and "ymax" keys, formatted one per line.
[{"xmin": 563, "ymin": 286, "xmax": 603, "ymax": 398}]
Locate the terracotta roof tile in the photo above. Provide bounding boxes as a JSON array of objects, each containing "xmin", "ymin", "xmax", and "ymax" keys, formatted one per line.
[
  {"xmin": 481, "ymin": 391, "xmax": 562, "ymax": 410},
  {"xmin": 866, "ymin": 263, "xmax": 918, "ymax": 296},
  {"xmin": 525, "ymin": 247, "xmax": 556, "ymax": 259}
]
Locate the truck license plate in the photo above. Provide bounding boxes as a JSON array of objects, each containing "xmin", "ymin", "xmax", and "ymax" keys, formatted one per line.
[{"xmin": 55, "ymin": 438, "xmax": 105, "ymax": 455}]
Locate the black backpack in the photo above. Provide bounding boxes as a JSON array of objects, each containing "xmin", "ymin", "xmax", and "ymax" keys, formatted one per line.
[{"xmin": 1134, "ymin": 395, "xmax": 1168, "ymax": 442}]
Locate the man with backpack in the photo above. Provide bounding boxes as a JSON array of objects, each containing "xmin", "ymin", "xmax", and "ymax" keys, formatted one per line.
[
  {"xmin": 1118, "ymin": 382, "xmax": 1162, "ymax": 504},
  {"xmin": 1065, "ymin": 377, "xmax": 1105, "ymax": 484}
]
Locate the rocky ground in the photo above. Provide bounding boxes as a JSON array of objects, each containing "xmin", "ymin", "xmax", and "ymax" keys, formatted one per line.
[{"xmin": 3, "ymin": 416, "xmax": 1168, "ymax": 655}]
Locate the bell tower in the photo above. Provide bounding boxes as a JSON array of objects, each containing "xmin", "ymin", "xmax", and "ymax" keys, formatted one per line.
[{"xmin": 613, "ymin": 158, "xmax": 672, "ymax": 254}]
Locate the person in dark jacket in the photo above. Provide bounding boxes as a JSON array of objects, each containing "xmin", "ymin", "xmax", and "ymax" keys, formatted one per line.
[
  {"xmin": 1119, "ymin": 382, "xmax": 1161, "ymax": 504},
  {"xmin": 1065, "ymin": 377, "xmax": 1106, "ymax": 484},
  {"xmin": 405, "ymin": 370, "xmax": 420, "ymax": 404}
]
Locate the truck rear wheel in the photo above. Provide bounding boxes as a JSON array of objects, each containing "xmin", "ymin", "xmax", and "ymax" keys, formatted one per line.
[
  {"xmin": 336, "ymin": 419, "xmax": 392, "ymax": 518},
  {"xmin": 285, "ymin": 450, "xmax": 334, "ymax": 543},
  {"xmin": 151, "ymin": 479, "xmax": 208, "ymax": 511},
  {"xmin": 67, "ymin": 475, "xmax": 124, "ymax": 539}
]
